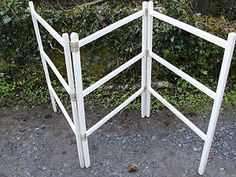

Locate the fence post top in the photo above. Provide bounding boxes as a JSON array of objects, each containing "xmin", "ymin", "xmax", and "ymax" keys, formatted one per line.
[
  {"xmin": 70, "ymin": 32, "xmax": 79, "ymax": 41},
  {"xmin": 148, "ymin": 1, "xmax": 153, "ymax": 6},
  {"xmin": 142, "ymin": 1, "xmax": 148, "ymax": 5},
  {"xmin": 29, "ymin": 1, "xmax": 34, "ymax": 9},
  {"xmin": 62, "ymin": 33, "xmax": 69, "ymax": 38},
  {"xmin": 62, "ymin": 33, "xmax": 70, "ymax": 47}
]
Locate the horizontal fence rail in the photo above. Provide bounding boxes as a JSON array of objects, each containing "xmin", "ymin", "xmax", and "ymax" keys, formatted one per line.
[
  {"xmin": 150, "ymin": 52, "xmax": 216, "ymax": 99},
  {"xmin": 79, "ymin": 10, "xmax": 145, "ymax": 47},
  {"xmin": 83, "ymin": 52, "xmax": 144, "ymax": 97},
  {"xmin": 41, "ymin": 50, "xmax": 71, "ymax": 93},
  {"xmin": 31, "ymin": 10, "xmax": 64, "ymax": 46},
  {"xmin": 151, "ymin": 10, "xmax": 227, "ymax": 48},
  {"xmin": 149, "ymin": 87, "xmax": 207, "ymax": 141},
  {"xmin": 85, "ymin": 87, "xmax": 144, "ymax": 137},
  {"xmin": 49, "ymin": 85, "xmax": 76, "ymax": 134}
]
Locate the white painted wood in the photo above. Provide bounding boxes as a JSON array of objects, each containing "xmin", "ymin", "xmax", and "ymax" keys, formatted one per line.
[
  {"xmin": 83, "ymin": 53, "xmax": 144, "ymax": 97},
  {"xmin": 62, "ymin": 33, "xmax": 85, "ymax": 168},
  {"xmin": 29, "ymin": 1, "xmax": 57, "ymax": 112},
  {"xmin": 30, "ymin": 2, "xmax": 235, "ymax": 174},
  {"xmin": 63, "ymin": 33, "xmax": 75, "ymax": 90},
  {"xmin": 198, "ymin": 32, "xmax": 236, "ymax": 175},
  {"xmin": 79, "ymin": 10, "xmax": 144, "ymax": 47},
  {"xmin": 151, "ymin": 10, "xmax": 227, "ymax": 48},
  {"xmin": 141, "ymin": 1, "xmax": 148, "ymax": 118},
  {"xmin": 86, "ymin": 88, "xmax": 144, "ymax": 137},
  {"xmin": 71, "ymin": 33, "xmax": 90, "ymax": 168},
  {"xmin": 41, "ymin": 50, "xmax": 71, "ymax": 93},
  {"xmin": 150, "ymin": 52, "xmax": 216, "ymax": 99},
  {"xmin": 149, "ymin": 87, "xmax": 207, "ymax": 141},
  {"xmin": 145, "ymin": 1, "xmax": 154, "ymax": 117},
  {"xmin": 31, "ymin": 10, "xmax": 64, "ymax": 46},
  {"xmin": 49, "ymin": 85, "xmax": 75, "ymax": 133}
]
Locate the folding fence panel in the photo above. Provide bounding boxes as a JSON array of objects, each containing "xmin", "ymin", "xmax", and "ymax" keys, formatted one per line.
[{"xmin": 29, "ymin": 1, "xmax": 236, "ymax": 175}]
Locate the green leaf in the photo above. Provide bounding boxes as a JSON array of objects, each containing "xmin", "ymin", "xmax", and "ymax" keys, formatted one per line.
[
  {"xmin": 200, "ymin": 69, "xmax": 208, "ymax": 75},
  {"xmin": 3, "ymin": 15, "xmax": 11, "ymax": 24},
  {"xmin": 163, "ymin": 49, "xmax": 170, "ymax": 58}
]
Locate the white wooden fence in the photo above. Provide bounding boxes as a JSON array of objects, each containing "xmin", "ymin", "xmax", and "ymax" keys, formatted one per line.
[{"xmin": 29, "ymin": 1, "xmax": 236, "ymax": 175}]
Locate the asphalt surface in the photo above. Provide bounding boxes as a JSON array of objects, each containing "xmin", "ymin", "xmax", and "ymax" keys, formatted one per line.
[{"xmin": 0, "ymin": 104, "xmax": 235, "ymax": 177}]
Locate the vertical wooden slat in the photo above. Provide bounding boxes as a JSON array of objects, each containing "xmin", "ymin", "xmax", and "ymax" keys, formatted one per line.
[{"xmin": 70, "ymin": 33, "xmax": 90, "ymax": 168}]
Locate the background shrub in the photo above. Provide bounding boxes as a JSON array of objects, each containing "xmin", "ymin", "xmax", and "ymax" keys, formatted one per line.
[{"xmin": 0, "ymin": 0, "xmax": 235, "ymax": 112}]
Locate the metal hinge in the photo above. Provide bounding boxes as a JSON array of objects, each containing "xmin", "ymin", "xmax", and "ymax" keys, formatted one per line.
[
  {"xmin": 146, "ymin": 49, "xmax": 149, "ymax": 56},
  {"xmin": 81, "ymin": 133, "xmax": 87, "ymax": 141},
  {"xmin": 70, "ymin": 42, "xmax": 79, "ymax": 53},
  {"xmin": 145, "ymin": 8, "xmax": 148, "ymax": 15},
  {"xmin": 70, "ymin": 93, "xmax": 76, "ymax": 101}
]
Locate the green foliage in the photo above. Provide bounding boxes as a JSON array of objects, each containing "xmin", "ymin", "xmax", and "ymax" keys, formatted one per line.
[
  {"xmin": 193, "ymin": 0, "xmax": 236, "ymax": 21},
  {"xmin": 0, "ymin": 77, "xmax": 16, "ymax": 103},
  {"xmin": 0, "ymin": 0, "xmax": 36, "ymax": 69},
  {"xmin": 0, "ymin": 0, "xmax": 235, "ymax": 113}
]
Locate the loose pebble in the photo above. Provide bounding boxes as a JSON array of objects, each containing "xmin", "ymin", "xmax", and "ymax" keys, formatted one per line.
[{"xmin": 128, "ymin": 163, "xmax": 138, "ymax": 172}]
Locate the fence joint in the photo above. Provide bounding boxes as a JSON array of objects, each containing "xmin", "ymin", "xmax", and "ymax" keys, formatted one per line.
[
  {"xmin": 146, "ymin": 49, "xmax": 149, "ymax": 56},
  {"xmin": 145, "ymin": 7, "xmax": 148, "ymax": 15},
  {"xmin": 70, "ymin": 41, "xmax": 79, "ymax": 53},
  {"xmin": 70, "ymin": 93, "xmax": 77, "ymax": 101},
  {"xmin": 81, "ymin": 133, "xmax": 87, "ymax": 141}
]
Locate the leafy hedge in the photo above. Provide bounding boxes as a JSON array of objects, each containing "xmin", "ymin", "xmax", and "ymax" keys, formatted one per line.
[
  {"xmin": 193, "ymin": 0, "xmax": 236, "ymax": 21},
  {"xmin": 0, "ymin": 0, "xmax": 235, "ymax": 110}
]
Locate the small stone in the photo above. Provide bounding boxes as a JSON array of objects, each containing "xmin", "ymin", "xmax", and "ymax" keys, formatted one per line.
[
  {"xmin": 150, "ymin": 136, "xmax": 156, "ymax": 140},
  {"xmin": 178, "ymin": 127, "xmax": 185, "ymax": 132},
  {"xmin": 128, "ymin": 163, "xmax": 138, "ymax": 172},
  {"xmin": 208, "ymin": 151, "xmax": 213, "ymax": 160},
  {"xmin": 164, "ymin": 120, "xmax": 171, "ymax": 126},
  {"xmin": 41, "ymin": 125, "xmax": 46, "ymax": 129},
  {"xmin": 44, "ymin": 114, "xmax": 52, "ymax": 119},
  {"xmin": 222, "ymin": 142, "xmax": 227, "ymax": 147},
  {"xmin": 222, "ymin": 152, "xmax": 229, "ymax": 157},
  {"xmin": 0, "ymin": 103, "xmax": 4, "ymax": 108}
]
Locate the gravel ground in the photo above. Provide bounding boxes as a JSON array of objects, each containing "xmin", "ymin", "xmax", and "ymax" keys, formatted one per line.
[{"xmin": 0, "ymin": 104, "xmax": 235, "ymax": 177}]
